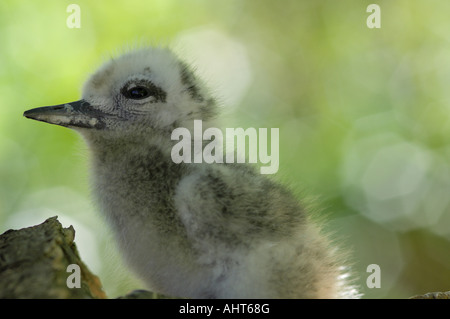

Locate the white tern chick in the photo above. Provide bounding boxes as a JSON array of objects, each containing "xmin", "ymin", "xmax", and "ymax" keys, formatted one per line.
[{"xmin": 24, "ymin": 47, "xmax": 357, "ymax": 298}]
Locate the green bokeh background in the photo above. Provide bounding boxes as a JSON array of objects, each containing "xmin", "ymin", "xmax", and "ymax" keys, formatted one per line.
[{"xmin": 1, "ymin": 0, "xmax": 449, "ymax": 298}]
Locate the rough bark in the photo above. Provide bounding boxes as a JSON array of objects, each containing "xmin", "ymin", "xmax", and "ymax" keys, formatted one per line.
[
  {"xmin": 0, "ymin": 217, "xmax": 105, "ymax": 299},
  {"xmin": 0, "ymin": 217, "xmax": 448, "ymax": 299},
  {"xmin": 410, "ymin": 291, "xmax": 450, "ymax": 299}
]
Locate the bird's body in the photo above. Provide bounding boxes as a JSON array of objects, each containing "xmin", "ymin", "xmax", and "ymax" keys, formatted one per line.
[{"xmin": 24, "ymin": 47, "xmax": 357, "ymax": 298}]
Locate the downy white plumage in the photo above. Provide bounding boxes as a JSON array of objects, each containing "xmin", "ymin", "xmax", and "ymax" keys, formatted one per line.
[{"xmin": 24, "ymin": 46, "xmax": 359, "ymax": 298}]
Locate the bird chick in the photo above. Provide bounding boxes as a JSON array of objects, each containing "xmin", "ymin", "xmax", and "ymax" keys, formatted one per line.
[{"xmin": 24, "ymin": 47, "xmax": 358, "ymax": 298}]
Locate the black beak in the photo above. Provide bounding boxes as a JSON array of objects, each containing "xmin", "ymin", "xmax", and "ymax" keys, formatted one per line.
[{"xmin": 23, "ymin": 100, "xmax": 106, "ymax": 129}]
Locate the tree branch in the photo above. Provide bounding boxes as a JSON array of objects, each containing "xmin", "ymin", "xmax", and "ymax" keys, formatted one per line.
[{"xmin": 0, "ymin": 217, "xmax": 105, "ymax": 298}]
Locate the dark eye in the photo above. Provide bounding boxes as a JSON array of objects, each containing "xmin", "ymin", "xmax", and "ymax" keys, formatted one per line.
[
  {"xmin": 121, "ymin": 81, "xmax": 167, "ymax": 103},
  {"xmin": 124, "ymin": 86, "xmax": 150, "ymax": 100}
]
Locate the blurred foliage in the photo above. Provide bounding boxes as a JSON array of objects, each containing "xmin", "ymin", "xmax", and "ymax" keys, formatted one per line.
[{"xmin": 0, "ymin": 0, "xmax": 449, "ymax": 298}]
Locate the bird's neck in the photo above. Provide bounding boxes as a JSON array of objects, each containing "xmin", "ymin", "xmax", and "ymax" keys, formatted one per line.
[
  {"xmin": 84, "ymin": 131, "xmax": 173, "ymax": 166},
  {"xmin": 86, "ymin": 132, "xmax": 190, "ymax": 234}
]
